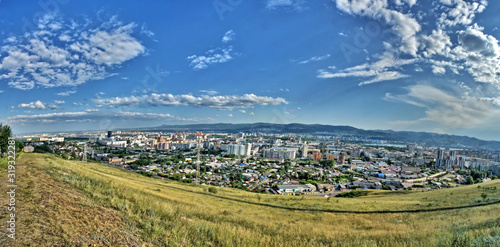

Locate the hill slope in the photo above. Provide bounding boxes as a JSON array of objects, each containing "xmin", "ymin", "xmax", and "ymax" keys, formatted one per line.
[{"xmin": 1, "ymin": 153, "xmax": 500, "ymax": 246}]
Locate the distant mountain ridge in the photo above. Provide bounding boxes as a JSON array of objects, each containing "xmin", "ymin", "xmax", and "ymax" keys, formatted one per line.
[{"xmin": 127, "ymin": 123, "xmax": 500, "ymax": 151}]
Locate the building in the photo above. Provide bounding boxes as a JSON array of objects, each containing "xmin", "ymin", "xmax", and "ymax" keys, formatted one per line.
[
  {"xmin": 107, "ymin": 131, "xmax": 113, "ymax": 138},
  {"xmin": 263, "ymin": 147, "xmax": 297, "ymax": 160},
  {"xmin": 276, "ymin": 184, "xmax": 311, "ymax": 194},
  {"xmin": 227, "ymin": 143, "xmax": 252, "ymax": 156},
  {"xmin": 301, "ymin": 143, "xmax": 308, "ymax": 158},
  {"xmin": 23, "ymin": 146, "xmax": 34, "ymax": 153},
  {"xmin": 310, "ymin": 150, "xmax": 322, "ymax": 161}
]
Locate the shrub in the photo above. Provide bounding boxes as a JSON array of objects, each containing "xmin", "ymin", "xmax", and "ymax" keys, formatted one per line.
[
  {"xmin": 208, "ymin": 187, "xmax": 218, "ymax": 194},
  {"xmin": 335, "ymin": 190, "xmax": 369, "ymax": 198}
]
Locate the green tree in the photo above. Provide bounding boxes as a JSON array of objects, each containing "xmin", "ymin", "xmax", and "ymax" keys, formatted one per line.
[{"xmin": 0, "ymin": 123, "xmax": 13, "ymax": 155}]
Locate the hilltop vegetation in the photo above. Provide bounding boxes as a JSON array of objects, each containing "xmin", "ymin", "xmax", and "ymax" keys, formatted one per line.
[{"xmin": 1, "ymin": 153, "xmax": 500, "ymax": 246}]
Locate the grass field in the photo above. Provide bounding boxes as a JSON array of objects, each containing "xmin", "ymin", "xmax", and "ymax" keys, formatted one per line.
[{"xmin": 1, "ymin": 153, "xmax": 500, "ymax": 246}]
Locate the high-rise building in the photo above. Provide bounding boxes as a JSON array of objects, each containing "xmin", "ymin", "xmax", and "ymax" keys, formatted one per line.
[
  {"xmin": 227, "ymin": 143, "xmax": 252, "ymax": 156},
  {"xmin": 301, "ymin": 143, "xmax": 308, "ymax": 158},
  {"xmin": 107, "ymin": 131, "xmax": 112, "ymax": 138},
  {"xmin": 263, "ymin": 147, "xmax": 297, "ymax": 160}
]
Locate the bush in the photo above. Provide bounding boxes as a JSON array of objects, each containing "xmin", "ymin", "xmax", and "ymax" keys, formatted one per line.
[
  {"xmin": 335, "ymin": 190, "xmax": 369, "ymax": 198},
  {"xmin": 208, "ymin": 187, "xmax": 218, "ymax": 194}
]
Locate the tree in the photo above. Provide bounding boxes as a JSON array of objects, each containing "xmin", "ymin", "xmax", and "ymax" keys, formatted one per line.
[{"xmin": 0, "ymin": 123, "xmax": 12, "ymax": 155}]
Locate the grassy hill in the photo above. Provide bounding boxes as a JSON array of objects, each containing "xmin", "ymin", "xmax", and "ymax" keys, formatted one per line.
[{"xmin": 1, "ymin": 153, "xmax": 500, "ymax": 246}]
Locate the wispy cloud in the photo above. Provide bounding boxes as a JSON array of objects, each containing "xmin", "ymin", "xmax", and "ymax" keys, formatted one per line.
[
  {"xmin": 93, "ymin": 93, "xmax": 288, "ymax": 110},
  {"xmin": 266, "ymin": 0, "xmax": 305, "ymax": 11},
  {"xmin": 298, "ymin": 54, "xmax": 330, "ymax": 64},
  {"xmin": 6, "ymin": 111, "xmax": 201, "ymax": 124},
  {"xmin": 318, "ymin": 51, "xmax": 417, "ymax": 85},
  {"xmin": 0, "ymin": 13, "xmax": 145, "ymax": 90},
  {"xmin": 56, "ymin": 90, "xmax": 77, "ymax": 96},
  {"xmin": 198, "ymin": 89, "xmax": 218, "ymax": 95},
  {"xmin": 386, "ymin": 85, "xmax": 499, "ymax": 128}
]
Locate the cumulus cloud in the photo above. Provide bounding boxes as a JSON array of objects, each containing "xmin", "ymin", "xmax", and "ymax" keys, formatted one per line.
[
  {"xmin": 421, "ymin": 29, "xmax": 452, "ymax": 57},
  {"xmin": 335, "ymin": 0, "xmax": 421, "ymax": 56},
  {"xmin": 438, "ymin": 0, "xmax": 487, "ymax": 27},
  {"xmin": 432, "ymin": 65, "xmax": 446, "ymax": 74},
  {"xmin": 0, "ymin": 13, "xmax": 145, "ymax": 90},
  {"xmin": 6, "ymin": 111, "xmax": 200, "ymax": 124},
  {"xmin": 325, "ymin": 0, "xmax": 499, "ymax": 90},
  {"xmin": 387, "ymin": 85, "xmax": 499, "ymax": 128},
  {"xmin": 94, "ymin": 93, "xmax": 288, "ymax": 110},
  {"xmin": 18, "ymin": 100, "xmax": 58, "ymax": 110},
  {"xmin": 54, "ymin": 100, "xmax": 65, "ymax": 105}
]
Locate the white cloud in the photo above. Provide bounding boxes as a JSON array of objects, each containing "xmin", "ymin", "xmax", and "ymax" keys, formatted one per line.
[
  {"xmin": 438, "ymin": 0, "xmax": 487, "ymax": 27},
  {"xmin": 187, "ymin": 47, "xmax": 234, "ymax": 70},
  {"xmin": 56, "ymin": 90, "xmax": 77, "ymax": 96},
  {"xmin": 338, "ymin": 32, "xmax": 347, "ymax": 37},
  {"xmin": 0, "ymin": 13, "xmax": 144, "ymax": 90},
  {"xmin": 140, "ymin": 23, "xmax": 157, "ymax": 42},
  {"xmin": 198, "ymin": 90, "xmax": 218, "ymax": 95},
  {"xmin": 266, "ymin": 0, "xmax": 305, "ymax": 11},
  {"xmin": 335, "ymin": 0, "xmax": 421, "ymax": 56},
  {"xmin": 318, "ymin": 51, "xmax": 417, "ymax": 85},
  {"xmin": 54, "ymin": 100, "xmax": 65, "ymax": 105},
  {"xmin": 249, "ymin": 112, "xmax": 255, "ymax": 116},
  {"xmin": 239, "ymin": 110, "xmax": 246, "ymax": 113},
  {"xmin": 227, "ymin": 114, "xmax": 233, "ymax": 117},
  {"xmin": 18, "ymin": 100, "xmax": 58, "ymax": 110},
  {"xmin": 6, "ymin": 111, "xmax": 200, "ymax": 124},
  {"xmin": 94, "ymin": 93, "xmax": 288, "ymax": 110},
  {"xmin": 432, "ymin": 65, "xmax": 446, "ymax": 74},
  {"xmin": 359, "ymin": 71, "xmax": 408, "ymax": 86},
  {"xmin": 222, "ymin": 30, "xmax": 235, "ymax": 43},
  {"xmin": 0, "ymin": 90, "xmax": 4, "ymax": 93},
  {"xmin": 387, "ymin": 85, "xmax": 499, "ymax": 128},
  {"xmin": 421, "ymin": 29, "xmax": 453, "ymax": 57},
  {"xmin": 298, "ymin": 54, "xmax": 331, "ymax": 64}
]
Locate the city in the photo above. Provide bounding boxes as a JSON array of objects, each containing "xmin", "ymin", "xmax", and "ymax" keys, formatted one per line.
[{"xmin": 18, "ymin": 128, "xmax": 500, "ymax": 197}]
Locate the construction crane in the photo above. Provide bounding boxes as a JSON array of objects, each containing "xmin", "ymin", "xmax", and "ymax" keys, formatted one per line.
[{"xmin": 195, "ymin": 132, "xmax": 203, "ymax": 185}]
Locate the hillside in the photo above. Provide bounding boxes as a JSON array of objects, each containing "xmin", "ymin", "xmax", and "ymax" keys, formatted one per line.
[
  {"xmin": 1, "ymin": 153, "xmax": 500, "ymax": 246},
  {"xmin": 128, "ymin": 123, "xmax": 500, "ymax": 150}
]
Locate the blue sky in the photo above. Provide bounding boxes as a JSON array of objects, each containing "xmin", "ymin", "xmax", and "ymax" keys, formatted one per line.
[{"xmin": 0, "ymin": 0, "xmax": 500, "ymax": 140}]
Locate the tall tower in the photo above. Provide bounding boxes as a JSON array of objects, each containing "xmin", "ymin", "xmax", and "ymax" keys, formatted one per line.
[{"xmin": 82, "ymin": 143, "xmax": 87, "ymax": 163}]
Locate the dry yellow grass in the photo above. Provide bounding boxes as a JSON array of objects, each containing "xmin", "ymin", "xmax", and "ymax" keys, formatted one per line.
[{"xmin": 1, "ymin": 153, "xmax": 499, "ymax": 246}]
